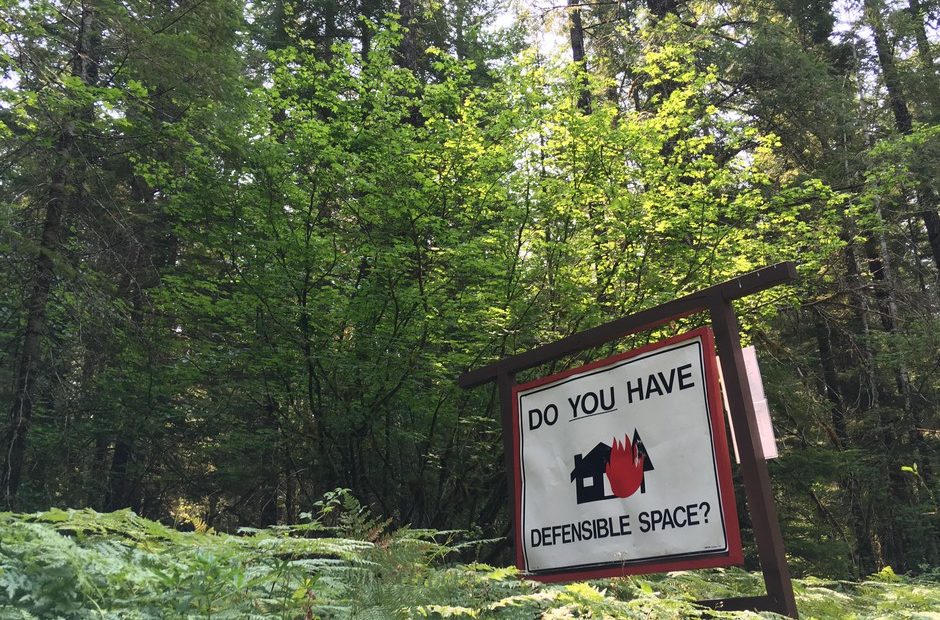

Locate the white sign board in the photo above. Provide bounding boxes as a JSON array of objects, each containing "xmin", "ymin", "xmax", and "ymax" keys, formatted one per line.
[{"xmin": 512, "ymin": 328, "xmax": 742, "ymax": 580}]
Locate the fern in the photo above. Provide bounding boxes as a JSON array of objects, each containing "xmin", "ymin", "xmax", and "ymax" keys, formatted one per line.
[{"xmin": 0, "ymin": 503, "xmax": 937, "ymax": 618}]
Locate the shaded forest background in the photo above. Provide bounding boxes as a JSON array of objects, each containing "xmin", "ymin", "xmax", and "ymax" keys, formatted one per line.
[{"xmin": 0, "ymin": 0, "xmax": 937, "ymax": 581}]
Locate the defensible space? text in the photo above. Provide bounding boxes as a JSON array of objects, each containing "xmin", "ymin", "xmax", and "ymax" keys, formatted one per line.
[{"xmin": 530, "ymin": 502, "xmax": 712, "ymax": 548}]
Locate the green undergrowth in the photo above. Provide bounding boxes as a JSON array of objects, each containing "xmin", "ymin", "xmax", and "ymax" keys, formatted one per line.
[{"xmin": 0, "ymin": 501, "xmax": 937, "ymax": 618}]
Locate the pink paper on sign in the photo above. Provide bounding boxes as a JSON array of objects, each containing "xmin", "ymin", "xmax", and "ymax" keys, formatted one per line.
[{"xmin": 717, "ymin": 346, "xmax": 778, "ymax": 462}]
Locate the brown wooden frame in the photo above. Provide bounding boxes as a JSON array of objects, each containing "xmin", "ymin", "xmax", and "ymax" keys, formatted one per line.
[{"xmin": 458, "ymin": 262, "xmax": 799, "ymax": 618}]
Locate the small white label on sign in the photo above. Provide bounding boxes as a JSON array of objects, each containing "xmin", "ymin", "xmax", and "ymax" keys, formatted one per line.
[
  {"xmin": 514, "ymin": 330, "xmax": 738, "ymax": 576},
  {"xmin": 717, "ymin": 346, "xmax": 778, "ymax": 462}
]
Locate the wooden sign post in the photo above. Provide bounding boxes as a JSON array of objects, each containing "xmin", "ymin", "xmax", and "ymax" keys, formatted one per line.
[{"xmin": 458, "ymin": 262, "xmax": 799, "ymax": 618}]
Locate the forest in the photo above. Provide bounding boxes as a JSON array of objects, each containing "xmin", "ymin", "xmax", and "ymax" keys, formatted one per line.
[{"xmin": 0, "ymin": 0, "xmax": 939, "ymax": 616}]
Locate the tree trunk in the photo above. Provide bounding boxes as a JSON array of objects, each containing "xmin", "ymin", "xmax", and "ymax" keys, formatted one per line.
[
  {"xmin": 907, "ymin": 0, "xmax": 940, "ymax": 118},
  {"xmin": 1, "ymin": 152, "xmax": 69, "ymax": 507},
  {"xmin": 567, "ymin": 0, "xmax": 591, "ymax": 114},
  {"xmin": 813, "ymin": 306, "xmax": 881, "ymax": 574},
  {"xmin": 841, "ymin": 235, "xmax": 884, "ymax": 573},
  {"xmin": 258, "ymin": 396, "xmax": 281, "ymax": 526},
  {"xmin": 1, "ymin": 1, "xmax": 99, "ymax": 508},
  {"xmin": 647, "ymin": 0, "xmax": 678, "ymax": 19},
  {"xmin": 399, "ymin": 0, "xmax": 418, "ymax": 71},
  {"xmin": 360, "ymin": 0, "xmax": 378, "ymax": 61},
  {"xmin": 813, "ymin": 312, "xmax": 848, "ymax": 447},
  {"xmin": 398, "ymin": 0, "xmax": 423, "ymax": 126},
  {"xmin": 864, "ymin": 0, "xmax": 935, "ymax": 495},
  {"xmin": 321, "ymin": 0, "xmax": 337, "ymax": 62},
  {"xmin": 863, "ymin": 229, "xmax": 918, "ymax": 571},
  {"xmin": 105, "ymin": 439, "xmax": 134, "ymax": 510},
  {"xmin": 865, "ymin": 0, "xmax": 914, "ymax": 133},
  {"xmin": 865, "ymin": 0, "xmax": 940, "ymax": 276}
]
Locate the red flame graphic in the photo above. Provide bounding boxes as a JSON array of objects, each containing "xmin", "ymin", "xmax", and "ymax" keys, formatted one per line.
[{"xmin": 605, "ymin": 435, "xmax": 645, "ymax": 498}]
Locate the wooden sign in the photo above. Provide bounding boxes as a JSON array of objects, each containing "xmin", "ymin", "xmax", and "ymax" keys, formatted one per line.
[
  {"xmin": 458, "ymin": 262, "xmax": 800, "ymax": 618},
  {"xmin": 513, "ymin": 328, "xmax": 742, "ymax": 580}
]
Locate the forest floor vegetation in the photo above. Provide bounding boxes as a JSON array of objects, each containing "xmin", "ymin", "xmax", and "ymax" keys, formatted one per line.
[{"xmin": 0, "ymin": 500, "xmax": 937, "ymax": 619}]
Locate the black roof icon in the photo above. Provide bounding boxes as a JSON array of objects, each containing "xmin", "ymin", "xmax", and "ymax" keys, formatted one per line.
[{"xmin": 570, "ymin": 442, "xmax": 612, "ymax": 481}]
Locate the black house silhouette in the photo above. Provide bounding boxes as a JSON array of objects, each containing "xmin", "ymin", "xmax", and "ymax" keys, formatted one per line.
[
  {"xmin": 570, "ymin": 442, "xmax": 614, "ymax": 504},
  {"xmin": 570, "ymin": 431, "xmax": 654, "ymax": 505}
]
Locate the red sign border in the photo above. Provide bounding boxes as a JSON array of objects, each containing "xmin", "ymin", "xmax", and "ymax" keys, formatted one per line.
[{"xmin": 510, "ymin": 326, "xmax": 743, "ymax": 582}]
